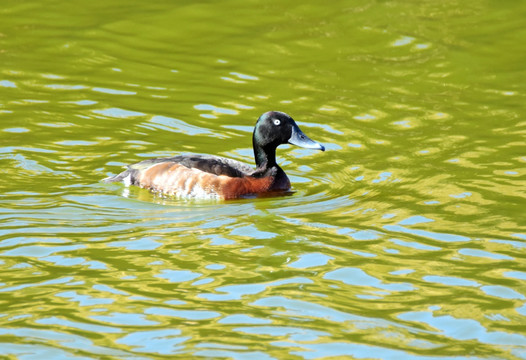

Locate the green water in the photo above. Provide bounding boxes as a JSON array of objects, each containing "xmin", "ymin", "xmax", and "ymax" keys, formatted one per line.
[{"xmin": 1, "ymin": 1, "xmax": 526, "ymax": 359}]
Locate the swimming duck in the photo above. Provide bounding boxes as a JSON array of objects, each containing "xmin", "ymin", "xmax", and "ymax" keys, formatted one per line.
[{"xmin": 103, "ymin": 111, "xmax": 325, "ymax": 199}]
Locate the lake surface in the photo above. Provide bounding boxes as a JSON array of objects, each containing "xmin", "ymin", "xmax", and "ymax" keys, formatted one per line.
[{"xmin": 1, "ymin": 1, "xmax": 525, "ymax": 359}]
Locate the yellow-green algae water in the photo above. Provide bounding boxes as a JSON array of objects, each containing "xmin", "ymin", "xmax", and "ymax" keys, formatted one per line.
[{"xmin": 1, "ymin": 1, "xmax": 526, "ymax": 359}]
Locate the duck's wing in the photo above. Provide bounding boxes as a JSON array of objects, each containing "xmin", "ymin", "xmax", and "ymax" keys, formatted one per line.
[{"xmin": 130, "ymin": 154, "xmax": 254, "ymax": 178}]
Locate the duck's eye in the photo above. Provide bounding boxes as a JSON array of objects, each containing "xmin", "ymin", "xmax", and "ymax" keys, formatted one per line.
[{"xmin": 273, "ymin": 119, "xmax": 281, "ymax": 126}]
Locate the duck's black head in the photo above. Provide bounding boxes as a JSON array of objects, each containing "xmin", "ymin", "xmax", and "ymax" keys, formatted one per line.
[{"xmin": 252, "ymin": 111, "xmax": 325, "ymax": 167}]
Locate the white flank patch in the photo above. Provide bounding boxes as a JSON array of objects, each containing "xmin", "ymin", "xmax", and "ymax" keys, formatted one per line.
[
  {"xmin": 187, "ymin": 182, "xmax": 220, "ymax": 200},
  {"xmin": 122, "ymin": 173, "xmax": 132, "ymax": 187}
]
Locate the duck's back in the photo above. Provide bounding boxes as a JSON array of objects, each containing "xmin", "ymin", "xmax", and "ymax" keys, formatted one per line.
[{"xmin": 103, "ymin": 154, "xmax": 278, "ymax": 199}]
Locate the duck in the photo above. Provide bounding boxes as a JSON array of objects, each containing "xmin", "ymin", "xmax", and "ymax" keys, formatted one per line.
[{"xmin": 103, "ymin": 111, "xmax": 325, "ymax": 199}]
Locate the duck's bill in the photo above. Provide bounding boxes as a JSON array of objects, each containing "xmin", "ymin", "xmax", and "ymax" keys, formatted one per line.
[{"xmin": 288, "ymin": 124, "xmax": 325, "ymax": 151}]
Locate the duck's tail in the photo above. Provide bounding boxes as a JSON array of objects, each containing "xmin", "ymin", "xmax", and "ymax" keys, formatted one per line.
[{"xmin": 102, "ymin": 169, "xmax": 138, "ymax": 186}]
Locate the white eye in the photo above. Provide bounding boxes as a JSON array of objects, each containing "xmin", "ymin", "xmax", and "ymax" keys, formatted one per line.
[{"xmin": 273, "ymin": 119, "xmax": 281, "ymax": 126}]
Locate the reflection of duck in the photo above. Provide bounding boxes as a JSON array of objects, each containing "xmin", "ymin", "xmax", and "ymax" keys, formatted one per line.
[{"xmin": 104, "ymin": 111, "xmax": 325, "ymax": 199}]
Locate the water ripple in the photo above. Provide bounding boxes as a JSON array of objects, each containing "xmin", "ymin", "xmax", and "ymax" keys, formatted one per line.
[{"xmin": 1, "ymin": 1, "xmax": 526, "ymax": 359}]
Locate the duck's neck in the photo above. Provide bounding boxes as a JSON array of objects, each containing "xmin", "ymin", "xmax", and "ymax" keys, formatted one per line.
[
  {"xmin": 253, "ymin": 142, "xmax": 277, "ymax": 170},
  {"xmin": 253, "ymin": 141, "xmax": 290, "ymax": 190}
]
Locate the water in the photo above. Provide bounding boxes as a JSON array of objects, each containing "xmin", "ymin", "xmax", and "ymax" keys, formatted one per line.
[{"xmin": 1, "ymin": 0, "xmax": 525, "ymax": 359}]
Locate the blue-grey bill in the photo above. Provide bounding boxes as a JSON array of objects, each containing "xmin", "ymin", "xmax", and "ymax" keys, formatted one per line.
[{"xmin": 288, "ymin": 124, "xmax": 325, "ymax": 151}]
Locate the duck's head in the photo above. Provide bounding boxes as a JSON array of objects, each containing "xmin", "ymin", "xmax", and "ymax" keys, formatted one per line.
[
  {"xmin": 253, "ymin": 111, "xmax": 325, "ymax": 166},
  {"xmin": 254, "ymin": 111, "xmax": 325, "ymax": 150}
]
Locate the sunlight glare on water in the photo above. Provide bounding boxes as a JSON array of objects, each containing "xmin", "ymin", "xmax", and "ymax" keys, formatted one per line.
[{"xmin": 1, "ymin": 0, "xmax": 526, "ymax": 359}]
